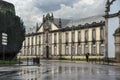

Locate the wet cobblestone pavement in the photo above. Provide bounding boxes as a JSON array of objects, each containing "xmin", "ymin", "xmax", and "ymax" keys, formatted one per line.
[{"xmin": 0, "ymin": 61, "xmax": 120, "ymax": 80}]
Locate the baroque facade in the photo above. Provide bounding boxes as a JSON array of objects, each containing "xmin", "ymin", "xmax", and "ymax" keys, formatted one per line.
[{"xmin": 18, "ymin": 13, "xmax": 105, "ymax": 59}]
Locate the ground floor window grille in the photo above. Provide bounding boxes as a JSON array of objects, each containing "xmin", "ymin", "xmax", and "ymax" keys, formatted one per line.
[
  {"xmin": 78, "ymin": 45, "xmax": 81, "ymax": 55},
  {"xmin": 54, "ymin": 46, "xmax": 57, "ymax": 56},
  {"xmin": 72, "ymin": 45, "xmax": 75, "ymax": 56},
  {"xmin": 31, "ymin": 47, "xmax": 34, "ymax": 56},
  {"xmin": 100, "ymin": 44, "xmax": 104, "ymax": 56},
  {"xmin": 85, "ymin": 45, "xmax": 88, "ymax": 54},
  {"xmin": 39, "ymin": 47, "xmax": 41, "ymax": 56},
  {"xmin": 92, "ymin": 45, "xmax": 96, "ymax": 55},
  {"xmin": 65, "ymin": 46, "xmax": 69, "ymax": 55}
]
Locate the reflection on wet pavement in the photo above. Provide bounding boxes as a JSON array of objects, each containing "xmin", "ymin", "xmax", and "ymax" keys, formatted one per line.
[{"xmin": 0, "ymin": 61, "xmax": 120, "ymax": 80}]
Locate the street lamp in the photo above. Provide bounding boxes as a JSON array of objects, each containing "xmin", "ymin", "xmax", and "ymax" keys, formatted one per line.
[{"xmin": 104, "ymin": 0, "xmax": 116, "ymax": 60}]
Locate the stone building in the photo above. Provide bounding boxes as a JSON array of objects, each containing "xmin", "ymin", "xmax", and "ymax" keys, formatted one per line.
[
  {"xmin": 114, "ymin": 15, "xmax": 120, "ymax": 61},
  {"xmin": 18, "ymin": 13, "xmax": 105, "ymax": 60}
]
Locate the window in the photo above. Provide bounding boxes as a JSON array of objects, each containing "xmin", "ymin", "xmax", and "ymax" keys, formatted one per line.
[
  {"xmin": 27, "ymin": 47, "xmax": 30, "ymax": 56},
  {"xmin": 59, "ymin": 33, "xmax": 61, "ymax": 43},
  {"xmin": 43, "ymin": 34, "xmax": 45, "ymax": 43},
  {"xmin": 31, "ymin": 37, "xmax": 33, "ymax": 46},
  {"xmin": 31, "ymin": 47, "xmax": 34, "ymax": 56},
  {"xmin": 92, "ymin": 29, "xmax": 96, "ymax": 41},
  {"xmin": 65, "ymin": 45, "xmax": 69, "ymax": 55},
  {"xmin": 66, "ymin": 32, "xmax": 68, "ymax": 42},
  {"xmin": 54, "ymin": 33, "xmax": 56, "ymax": 43},
  {"xmin": 35, "ymin": 36, "xmax": 37, "ymax": 45},
  {"xmin": 100, "ymin": 44, "xmax": 104, "ymax": 55},
  {"xmin": 100, "ymin": 27, "xmax": 104, "ymax": 40},
  {"xmin": 54, "ymin": 46, "xmax": 57, "ymax": 55},
  {"xmin": 78, "ymin": 31, "xmax": 81, "ymax": 42},
  {"xmin": 46, "ymin": 33, "xmax": 48, "ymax": 43},
  {"xmin": 48, "ymin": 34, "xmax": 51, "ymax": 43},
  {"xmin": 71, "ymin": 44, "xmax": 75, "ymax": 56},
  {"xmin": 39, "ymin": 36, "xmax": 41, "ymax": 45},
  {"xmin": 78, "ymin": 44, "xmax": 81, "ymax": 55},
  {"xmin": 72, "ymin": 32, "xmax": 75, "ymax": 42},
  {"xmin": 39, "ymin": 46, "xmax": 41, "ymax": 55},
  {"xmin": 28, "ymin": 38, "xmax": 30, "ymax": 46},
  {"xmin": 85, "ymin": 30, "xmax": 88, "ymax": 41},
  {"xmin": 92, "ymin": 44, "xmax": 96, "ymax": 55},
  {"xmin": 85, "ymin": 44, "xmax": 88, "ymax": 54}
]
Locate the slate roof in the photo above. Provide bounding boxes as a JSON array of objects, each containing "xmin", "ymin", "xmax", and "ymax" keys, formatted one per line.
[
  {"xmin": 66, "ymin": 15, "xmax": 105, "ymax": 27},
  {"xmin": 54, "ymin": 18, "xmax": 70, "ymax": 28},
  {"xmin": 26, "ymin": 15, "xmax": 105, "ymax": 34}
]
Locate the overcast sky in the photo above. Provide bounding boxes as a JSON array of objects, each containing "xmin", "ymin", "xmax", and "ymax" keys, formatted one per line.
[
  {"xmin": 3, "ymin": 0, "xmax": 120, "ymax": 57},
  {"xmin": 4, "ymin": 0, "xmax": 107, "ymax": 29}
]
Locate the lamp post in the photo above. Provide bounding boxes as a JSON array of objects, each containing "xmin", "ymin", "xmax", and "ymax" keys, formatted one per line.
[{"xmin": 104, "ymin": 0, "xmax": 116, "ymax": 60}]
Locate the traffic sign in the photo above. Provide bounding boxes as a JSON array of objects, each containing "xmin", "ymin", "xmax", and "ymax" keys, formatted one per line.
[
  {"xmin": 2, "ymin": 33, "xmax": 7, "ymax": 45},
  {"xmin": 2, "ymin": 33, "xmax": 7, "ymax": 36}
]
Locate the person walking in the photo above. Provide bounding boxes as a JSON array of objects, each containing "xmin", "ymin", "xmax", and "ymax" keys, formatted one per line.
[{"xmin": 85, "ymin": 52, "xmax": 90, "ymax": 62}]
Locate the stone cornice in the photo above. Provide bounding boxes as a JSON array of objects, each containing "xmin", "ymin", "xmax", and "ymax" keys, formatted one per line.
[{"xmin": 50, "ymin": 21, "xmax": 105, "ymax": 32}]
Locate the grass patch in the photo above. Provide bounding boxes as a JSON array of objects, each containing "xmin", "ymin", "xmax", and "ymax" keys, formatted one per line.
[{"xmin": 0, "ymin": 59, "xmax": 19, "ymax": 64}]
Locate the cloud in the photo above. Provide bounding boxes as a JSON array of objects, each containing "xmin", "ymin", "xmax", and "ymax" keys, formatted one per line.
[
  {"xmin": 4, "ymin": 0, "xmax": 107, "ymax": 29},
  {"xmin": 33, "ymin": 0, "xmax": 78, "ymax": 12},
  {"xmin": 4, "ymin": 0, "xmax": 43, "ymax": 29},
  {"xmin": 54, "ymin": 0, "xmax": 106, "ymax": 19}
]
